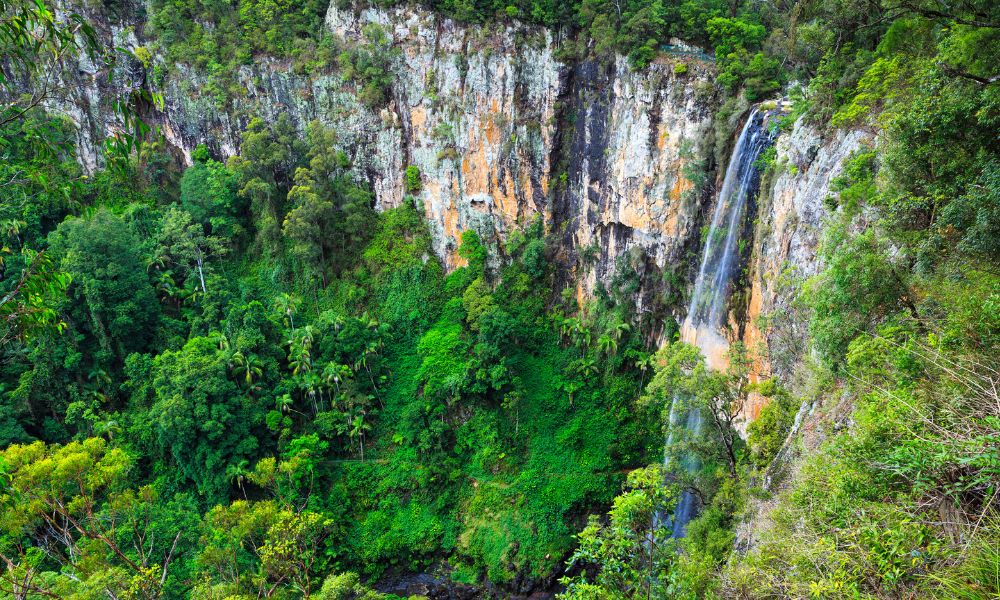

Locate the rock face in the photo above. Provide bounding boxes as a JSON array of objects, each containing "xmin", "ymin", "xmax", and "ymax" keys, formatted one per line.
[
  {"xmin": 552, "ymin": 57, "xmax": 715, "ymax": 303},
  {"xmin": 740, "ymin": 119, "xmax": 871, "ymax": 419},
  {"xmin": 42, "ymin": 0, "xmax": 874, "ymax": 425},
  {"xmin": 47, "ymin": 1, "xmax": 718, "ymax": 296},
  {"xmin": 327, "ymin": 4, "xmax": 562, "ymax": 268}
]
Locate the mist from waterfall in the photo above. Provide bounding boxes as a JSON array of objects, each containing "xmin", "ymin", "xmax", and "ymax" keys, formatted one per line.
[{"xmin": 665, "ymin": 108, "xmax": 776, "ymax": 538}]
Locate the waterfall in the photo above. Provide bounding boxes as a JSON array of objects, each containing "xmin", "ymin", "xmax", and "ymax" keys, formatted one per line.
[{"xmin": 665, "ymin": 108, "xmax": 776, "ymax": 537}]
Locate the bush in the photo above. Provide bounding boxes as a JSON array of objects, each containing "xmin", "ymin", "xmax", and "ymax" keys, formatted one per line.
[{"xmin": 404, "ymin": 165, "xmax": 422, "ymax": 193}]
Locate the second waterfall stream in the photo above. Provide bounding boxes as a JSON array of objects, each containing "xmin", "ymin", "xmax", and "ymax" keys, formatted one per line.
[{"xmin": 666, "ymin": 107, "xmax": 777, "ymax": 537}]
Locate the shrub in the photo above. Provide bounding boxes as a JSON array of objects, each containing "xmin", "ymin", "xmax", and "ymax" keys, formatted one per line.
[{"xmin": 404, "ymin": 165, "xmax": 422, "ymax": 193}]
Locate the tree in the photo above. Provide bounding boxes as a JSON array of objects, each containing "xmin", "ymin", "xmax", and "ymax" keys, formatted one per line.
[
  {"xmin": 179, "ymin": 157, "xmax": 244, "ymax": 238},
  {"xmin": 230, "ymin": 350, "xmax": 264, "ymax": 388},
  {"xmin": 196, "ymin": 500, "xmax": 331, "ymax": 598},
  {"xmin": 151, "ymin": 336, "xmax": 260, "ymax": 499},
  {"xmin": 0, "ymin": 0, "xmax": 99, "ymax": 136},
  {"xmin": 0, "ymin": 439, "xmax": 189, "ymax": 599},
  {"xmin": 559, "ymin": 466, "xmax": 677, "ymax": 599},
  {"xmin": 283, "ymin": 166, "xmax": 337, "ymax": 285},
  {"xmin": 808, "ymin": 229, "xmax": 915, "ymax": 363},
  {"xmin": 47, "ymin": 209, "xmax": 160, "ymax": 357},
  {"xmin": 597, "ymin": 333, "xmax": 617, "ymax": 356},
  {"xmin": 273, "ymin": 292, "xmax": 301, "ymax": 332},
  {"xmin": 641, "ymin": 342, "xmax": 746, "ymax": 482},
  {"xmin": 229, "ymin": 115, "xmax": 306, "ymax": 257},
  {"xmin": 0, "ymin": 248, "xmax": 70, "ymax": 346},
  {"xmin": 153, "ymin": 206, "xmax": 228, "ymax": 296}
]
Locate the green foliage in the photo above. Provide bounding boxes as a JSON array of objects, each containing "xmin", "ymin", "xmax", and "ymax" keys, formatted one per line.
[
  {"xmin": 48, "ymin": 209, "xmax": 160, "ymax": 358},
  {"xmin": 151, "ymin": 336, "xmax": 261, "ymax": 500},
  {"xmin": 706, "ymin": 17, "xmax": 782, "ymax": 100},
  {"xmin": 404, "ymin": 165, "xmax": 422, "ymax": 193},
  {"xmin": 179, "ymin": 157, "xmax": 243, "ymax": 238},
  {"xmin": 559, "ymin": 466, "xmax": 676, "ymax": 598},
  {"xmin": 745, "ymin": 380, "xmax": 795, "ymax": 468},
  {"xmin": 0, "ymin": 439, "xmax": 199, "ymax": 598},
  {"xmin": 458, "ymin": 229, "xmax": 488, "ymax": 274},
  {"xmin": 195, "ymin": 499, "xmax": 333, "ymax": 596},
  {"xmin": 4, "ymin": 0, "xmax": 1000, "ymax": 596},
  {"xmin": 338, "ymin": 24, "xmax": 399, "ymax": 108},
  {"xmin": 318, "ymin": 572, "xmax": 387, "ymax": 599},
  {"xmin": 807, "ymin": 230, "xmax": 913, "ymax": 363},
  {"xmin": 726, "ymin": 325, "xmax": 1000, "ymax": 598},
  {"xmin": 148, "ymin": 0, "xmax": 332, "ymax": 104}
]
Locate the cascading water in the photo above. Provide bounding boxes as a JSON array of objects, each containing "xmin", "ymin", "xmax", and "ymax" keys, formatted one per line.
[{"xmin": 665, "ymin": 107, "xmax": 776, "ymax": 537}]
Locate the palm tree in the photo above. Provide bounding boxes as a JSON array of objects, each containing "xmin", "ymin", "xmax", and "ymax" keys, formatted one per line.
[
  {"xmin": 182, "ymin": 287, "xmax": 203, "ymax": 306},
  {"xmin": 226, "ymin": 459, "xmax": 251, "ymax": 499},
  {"xmin": 559, "ymin": 316, "xmax": 579, "ymax": 343},
  {"xmin": 287, "ymin": 329, "xmax": 314, "ymax": 376},
  {"xmin": 633, "ymin": 352, "xmax": 655, "ymax": 389},
  {"xmin": 301, "ymin": 371, "xmax": 322, "ymax": 414},
  {"xmin": 154, "ymin": 271, "xmax": 181, "ymax": 306},
  {"xmin": 208, "ymin": 331, "xmax": 231, "ymax": 352},
  {"xmin": 86, "ymin": 367, "xmax": 112, "ymax": 390},
  {"xmin": 355, "ymin": 339, "xmax": 384, "ymax": 407},
  {"xmin": 230, "ymin": 351, "xmax": 263, "ymax": 387},
  {"xmin": 275, "ymin": 394, "xmax": 306, "ymax": 418},
  {"xmin": 349, "ymin": 411, "xmax": 372, "ymax": 462},
  {"xmin": 611, "ymin": 322, "xmax": 631, "ymax": 342},
  {"xmin": 323, "ymin": 362, "xmax": 351, "ymax": 397},
  {"xmin": 597, "ymin": 334, "xmax": 618, "ymax": 357},
  {"xmin": 557, "ymin": 379, "xmax": 583, "ymax": 405},
  {"xmin": 289, "ymin": 347, "xmax": 312, "ymax": 376},
  {"xmin": 571, "ymin": 320, "xmax": 591, "ymax": 352},
  {"xmin": 94, "ymin": 418, "xmax": 121, "ymax": 441},
  {"xmin": 0, "ymin": 218, "xmax": 26, "ymax": 247},
  {"xmin": 299, "ymin": 324, "xmax": 316, "ymax": 350},
  {"xmin": 274, "ymin": 293, "xmax": 300, "ymax": 331}
]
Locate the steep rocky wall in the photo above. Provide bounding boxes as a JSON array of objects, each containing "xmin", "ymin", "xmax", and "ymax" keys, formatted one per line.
[
  {"xmin": 741, "ymin": 119, "xmax": 872, "ymax": 419},
  {"xmin": 45, "ymin": 1, "xmax": 717, "ymax": 292},
  {"xmin": 327, "ymin": 2, "xmax": 718, "ymax": 280},
  {"xmin": 553, "ymin": 57, "xmax": 715, "ymax": 305},
  {"xmin": 326, "ymin": 4, "xmax": 561, "ymax": 268}
]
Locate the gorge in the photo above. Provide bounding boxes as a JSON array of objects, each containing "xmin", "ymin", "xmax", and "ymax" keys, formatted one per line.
[
  {"xmin": 48, "ymin": 0, "xmax": 861, "ymax": 383},
  {"xmin": 2, "ymin": 0, "xmax": 997, "ymax": 597}
]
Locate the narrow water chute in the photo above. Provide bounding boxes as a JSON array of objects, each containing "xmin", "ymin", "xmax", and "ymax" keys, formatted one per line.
[{"xmin": 664, "ymin": 107, "xmax": 776, "ymax": 537}]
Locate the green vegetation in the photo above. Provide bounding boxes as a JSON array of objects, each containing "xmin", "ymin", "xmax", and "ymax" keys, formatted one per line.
[
  {"xmin": 0, "ymin": 24, "xmax": 660, "ymax": 593},
  {"xmin": 553, "ymin": 0, "xmax": 1000, "ymax": 596},
  {"xmin": 404, "ymin": 165, "xmax": 422, "ymax": 193},
  {"xmin": 1, "ymin": 0, "xmax": 998, "ymax": 596},
  {"xmin": 148, "ymin": 0, "xmax": 335, "ymax": 103}
]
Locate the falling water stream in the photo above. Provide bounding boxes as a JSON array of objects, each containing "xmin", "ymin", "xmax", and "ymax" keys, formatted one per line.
[{"xmin": 665, "ymin": 107, "xmax": 776, "ymax": 537}]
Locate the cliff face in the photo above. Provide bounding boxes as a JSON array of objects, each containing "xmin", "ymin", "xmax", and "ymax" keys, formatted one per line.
[
  {"xmin": 327, "ymin": 4, "xmax": 561, "ymax": 268},
  {"xmin": 48, "ymin": 1, "xmax": 717, "ymax": 294},
  {"xmin": 326, "ymin": 4, "xmax": 717, "ymax": 281},
  {"xmin": 48, "ymin": 1, "xmax": 865, "ymax": 407},
  {"xmin": 554, "ymin": 57, "xmax": 715, "ymax": 303},
  {"xmin": 740, "ymin": 119, "xmax": 871, "ymax": 420}
]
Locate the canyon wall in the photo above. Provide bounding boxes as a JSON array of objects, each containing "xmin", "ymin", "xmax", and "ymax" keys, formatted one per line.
[
  {"xmin": 47, "ymin": 0, "xmax": 871, "ymax": 416},
  {"xmin": 49, "ymin": 1, "xmax": 718, "ymax": 292},
  {"xmin": 740, "ymin": 119, "xmax": 871, "ymax": 420}
]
